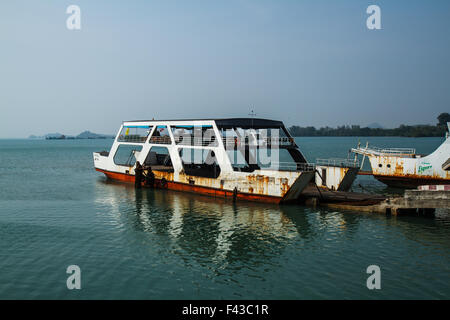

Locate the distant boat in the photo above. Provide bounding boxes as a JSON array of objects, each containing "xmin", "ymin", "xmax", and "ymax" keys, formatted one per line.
[{"xmin": 352, "ymin": 123, "xmax": 450, "ymax": 188}]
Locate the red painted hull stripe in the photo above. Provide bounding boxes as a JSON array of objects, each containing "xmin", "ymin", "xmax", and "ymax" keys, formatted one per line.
[{"xmin": 95, "ymin": 168, "xmax": 282, "ymax": 204}]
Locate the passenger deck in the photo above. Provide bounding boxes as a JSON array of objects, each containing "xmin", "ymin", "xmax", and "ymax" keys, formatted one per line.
[{"xmin": 94, "ymin": 118, "xmax": 317, "ymax": 203}]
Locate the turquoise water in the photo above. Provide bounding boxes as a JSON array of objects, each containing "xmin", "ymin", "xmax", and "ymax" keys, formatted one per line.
[{"xmin": 0, "ymin": 137, "xmax": 448, "ymax": 299}]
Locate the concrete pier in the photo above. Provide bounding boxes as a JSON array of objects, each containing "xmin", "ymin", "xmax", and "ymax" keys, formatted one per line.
[{"xmin": 301, "ymin": 184, "xmax": 450, "ymax": 216}]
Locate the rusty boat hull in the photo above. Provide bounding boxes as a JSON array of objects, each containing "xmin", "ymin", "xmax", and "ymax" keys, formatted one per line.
[
  {"xmin": 373, "ymin": 174, "xmax": 449, "ymax": 189},
  {"xmin": 96, "ymin": 168, "xmax": 315, "ymax": 204},
  {"xmin": 94, "ymin": 118, "xmax": 317, "ymax": 204},
  {"xmin": 352, "ymin": 123, "xmax": 450, "ymax": 188}
]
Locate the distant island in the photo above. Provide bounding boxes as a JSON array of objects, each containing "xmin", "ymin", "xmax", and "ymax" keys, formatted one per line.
[
  {"xmin": 28, "ymin": 131, "xmax": 115, "ymax": 140},
  {"xmin": 288, "ymin": 113, "xmax": 449, "ymax": 137},
  {"xmin": 27, "ymin": 113, "xmax": 450, "ymax": 139}
]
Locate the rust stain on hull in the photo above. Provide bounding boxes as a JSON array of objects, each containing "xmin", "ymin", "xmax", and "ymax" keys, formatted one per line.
[
  {"xmin": 246, "ymin": 174, "xmax": 269, "ymax": 195},
  {"xmin": 374, "ymin": 174, "xmax": 450, "ymax": 188},
  {"xmin": 96, "ymin": 168, "xmax": 283, "ymax": 204},
  {"xmin": 394, "ymin": 162, "xmax": 404, "ymax": 176},
  {"xmin": 280, "ymin": 178, "xmax": 289, "ymax": 196}
]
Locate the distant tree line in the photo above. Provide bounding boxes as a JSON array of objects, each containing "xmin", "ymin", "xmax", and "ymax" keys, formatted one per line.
[{"xmin": 288, "ymin": 113, "xmax": 450, "ymax": 137}]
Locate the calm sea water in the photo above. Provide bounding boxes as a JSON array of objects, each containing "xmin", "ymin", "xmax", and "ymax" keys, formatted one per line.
[{"xmin": 0, "ymin": 137, "xmax": 448, "ymax": 299}]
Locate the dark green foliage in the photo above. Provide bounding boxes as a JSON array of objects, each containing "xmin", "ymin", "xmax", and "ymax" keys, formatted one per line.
[
  {"xmin": 288, "ymin": 114, "xmax": 448, "ymax": 137},
  {"xmin": 437, "ymin": 113, "xmax": 450, "ymax": 126}
]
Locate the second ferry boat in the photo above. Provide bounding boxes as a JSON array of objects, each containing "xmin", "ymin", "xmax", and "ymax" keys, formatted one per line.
[
  {"xmin": 94, "ymin": 118, "xmax": 316, "ymax": 203},
  {"xmin": 352, "ymin": 123, "xmax": 450, "ymax": 188}
]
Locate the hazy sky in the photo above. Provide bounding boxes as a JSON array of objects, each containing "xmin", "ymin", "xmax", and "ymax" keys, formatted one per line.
[{"xmin": 1, "ymin": 0, "xmax": 449, "ymax": 138}]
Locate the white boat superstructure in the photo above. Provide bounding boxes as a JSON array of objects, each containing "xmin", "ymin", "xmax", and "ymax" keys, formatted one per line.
[{"xmin": 94, "ymin": 118, "xmax": 317, "ymax": 203}]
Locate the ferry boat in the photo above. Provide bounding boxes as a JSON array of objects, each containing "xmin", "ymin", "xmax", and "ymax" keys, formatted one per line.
[
  {"xmin": 93, "ymin": 118, "xmax": 317, "ymax": 203},
  {"xmin": 351, "ymin": 123, "xmax": 450, "ymax": 188}
]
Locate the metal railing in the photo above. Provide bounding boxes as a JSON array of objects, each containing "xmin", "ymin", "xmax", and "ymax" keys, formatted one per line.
[
  {"xmin": 316, "ymin": 158, "xmax": 359, "ymax": 168},
  {"xmin": 368, "ymin": 146, "xmax": 415, "ymax": 154},
  {"xmin": 263, "ymin": 162, "xmax": 315, "ymax": 172},
  {"xmin": 149, "ymin": 136, "xmax": 172, "ymax": 145},
  {"xmin": 174, "ymin": 136, "xmax": 218, "ymax": 147},
  {"xmin": 353, "ymin": 146, "xmax": 416, "ymax": 156},
  {"xmin": 221, "ymin": 137, "xmax": 295, "ymax": 148},
  {"xmin": 117, "ymin": 135, "xmax": 148, "ymax": 143}
]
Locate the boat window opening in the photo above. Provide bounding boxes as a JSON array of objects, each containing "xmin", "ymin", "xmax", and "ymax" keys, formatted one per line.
[
  {"xmin": 219, "ymin": 126, "xmax": 296, "ymax": 149},
  {"xmin": 222, "ymin": 126, "xmax": 305, "ymax": 172},
  {"xmin": 171, "ymin": 125, "xmax": 217, "ymax": 146},
  {"xmin": 113, "ymin": 144, "xmax": 143, "ymax": 167},
  {"xmin": 149, "ymin": 125, "xmax": 172, "ymax": 144},
  {"xmin": 322, "ymin": 168, "xmax": 327, "ymax": 185},
  {"xmin": 144, "ymin": 146, "xmax": 174, "ymax": 172},
  {"xmin": 179, "ymin": 148, "xmax": 221, "ymax": 179},
  {"xmin": 226, "ymin": 150, "xmax": 253, "ymax": 172},
  {"xmin": 287, "ymin": 147, "xmax": 308, "ymax": 164},
  {"xmin": 117, "ymin": 126, "xmax": 152, "ymax": 143},
  {"xmin": 227, "ymin": 147, "xmax": 305, "ymax": 172},
  {"xmin": 254, "ymin": 148, "xmax": 301, "ymax": 171}
]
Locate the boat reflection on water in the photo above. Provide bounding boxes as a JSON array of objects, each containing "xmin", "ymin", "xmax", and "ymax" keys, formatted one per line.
[
  {"xmin": 94, "ymin": 178, "xmax": 450, "ymax": 274},
  {"xmin": 94, "ymin": 179, "xmax": 365, "ymax": 266}
]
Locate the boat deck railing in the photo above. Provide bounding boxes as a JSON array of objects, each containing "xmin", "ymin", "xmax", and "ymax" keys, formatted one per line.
[
  {"xmin": 352, "ymin": 146, "xmax": 416, "ymax": 156},
  {"xmin": 222, "ymin": 137, "xmax": 295, "ymax": 148},
  {"xmin": 174, "ymin": 136, "xmax": 218, "ymax": 146},
  {"xmin": 149, "ymin": 136, "xmax": 172, "ymax": 145},
  {"xmin": 316, "ymin": 158, "xmax": 360, "ymax": 168},
  {"xmin": 262, "ymin": 162, "xmax": 315, "ymax": 172},
  {"xmin": 117, "ymin": 135, "xmax": 148, "ymax": 143},
  {"xmin": 170, "ymin": 136, "xmax": 296, "ymax": 148}
]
